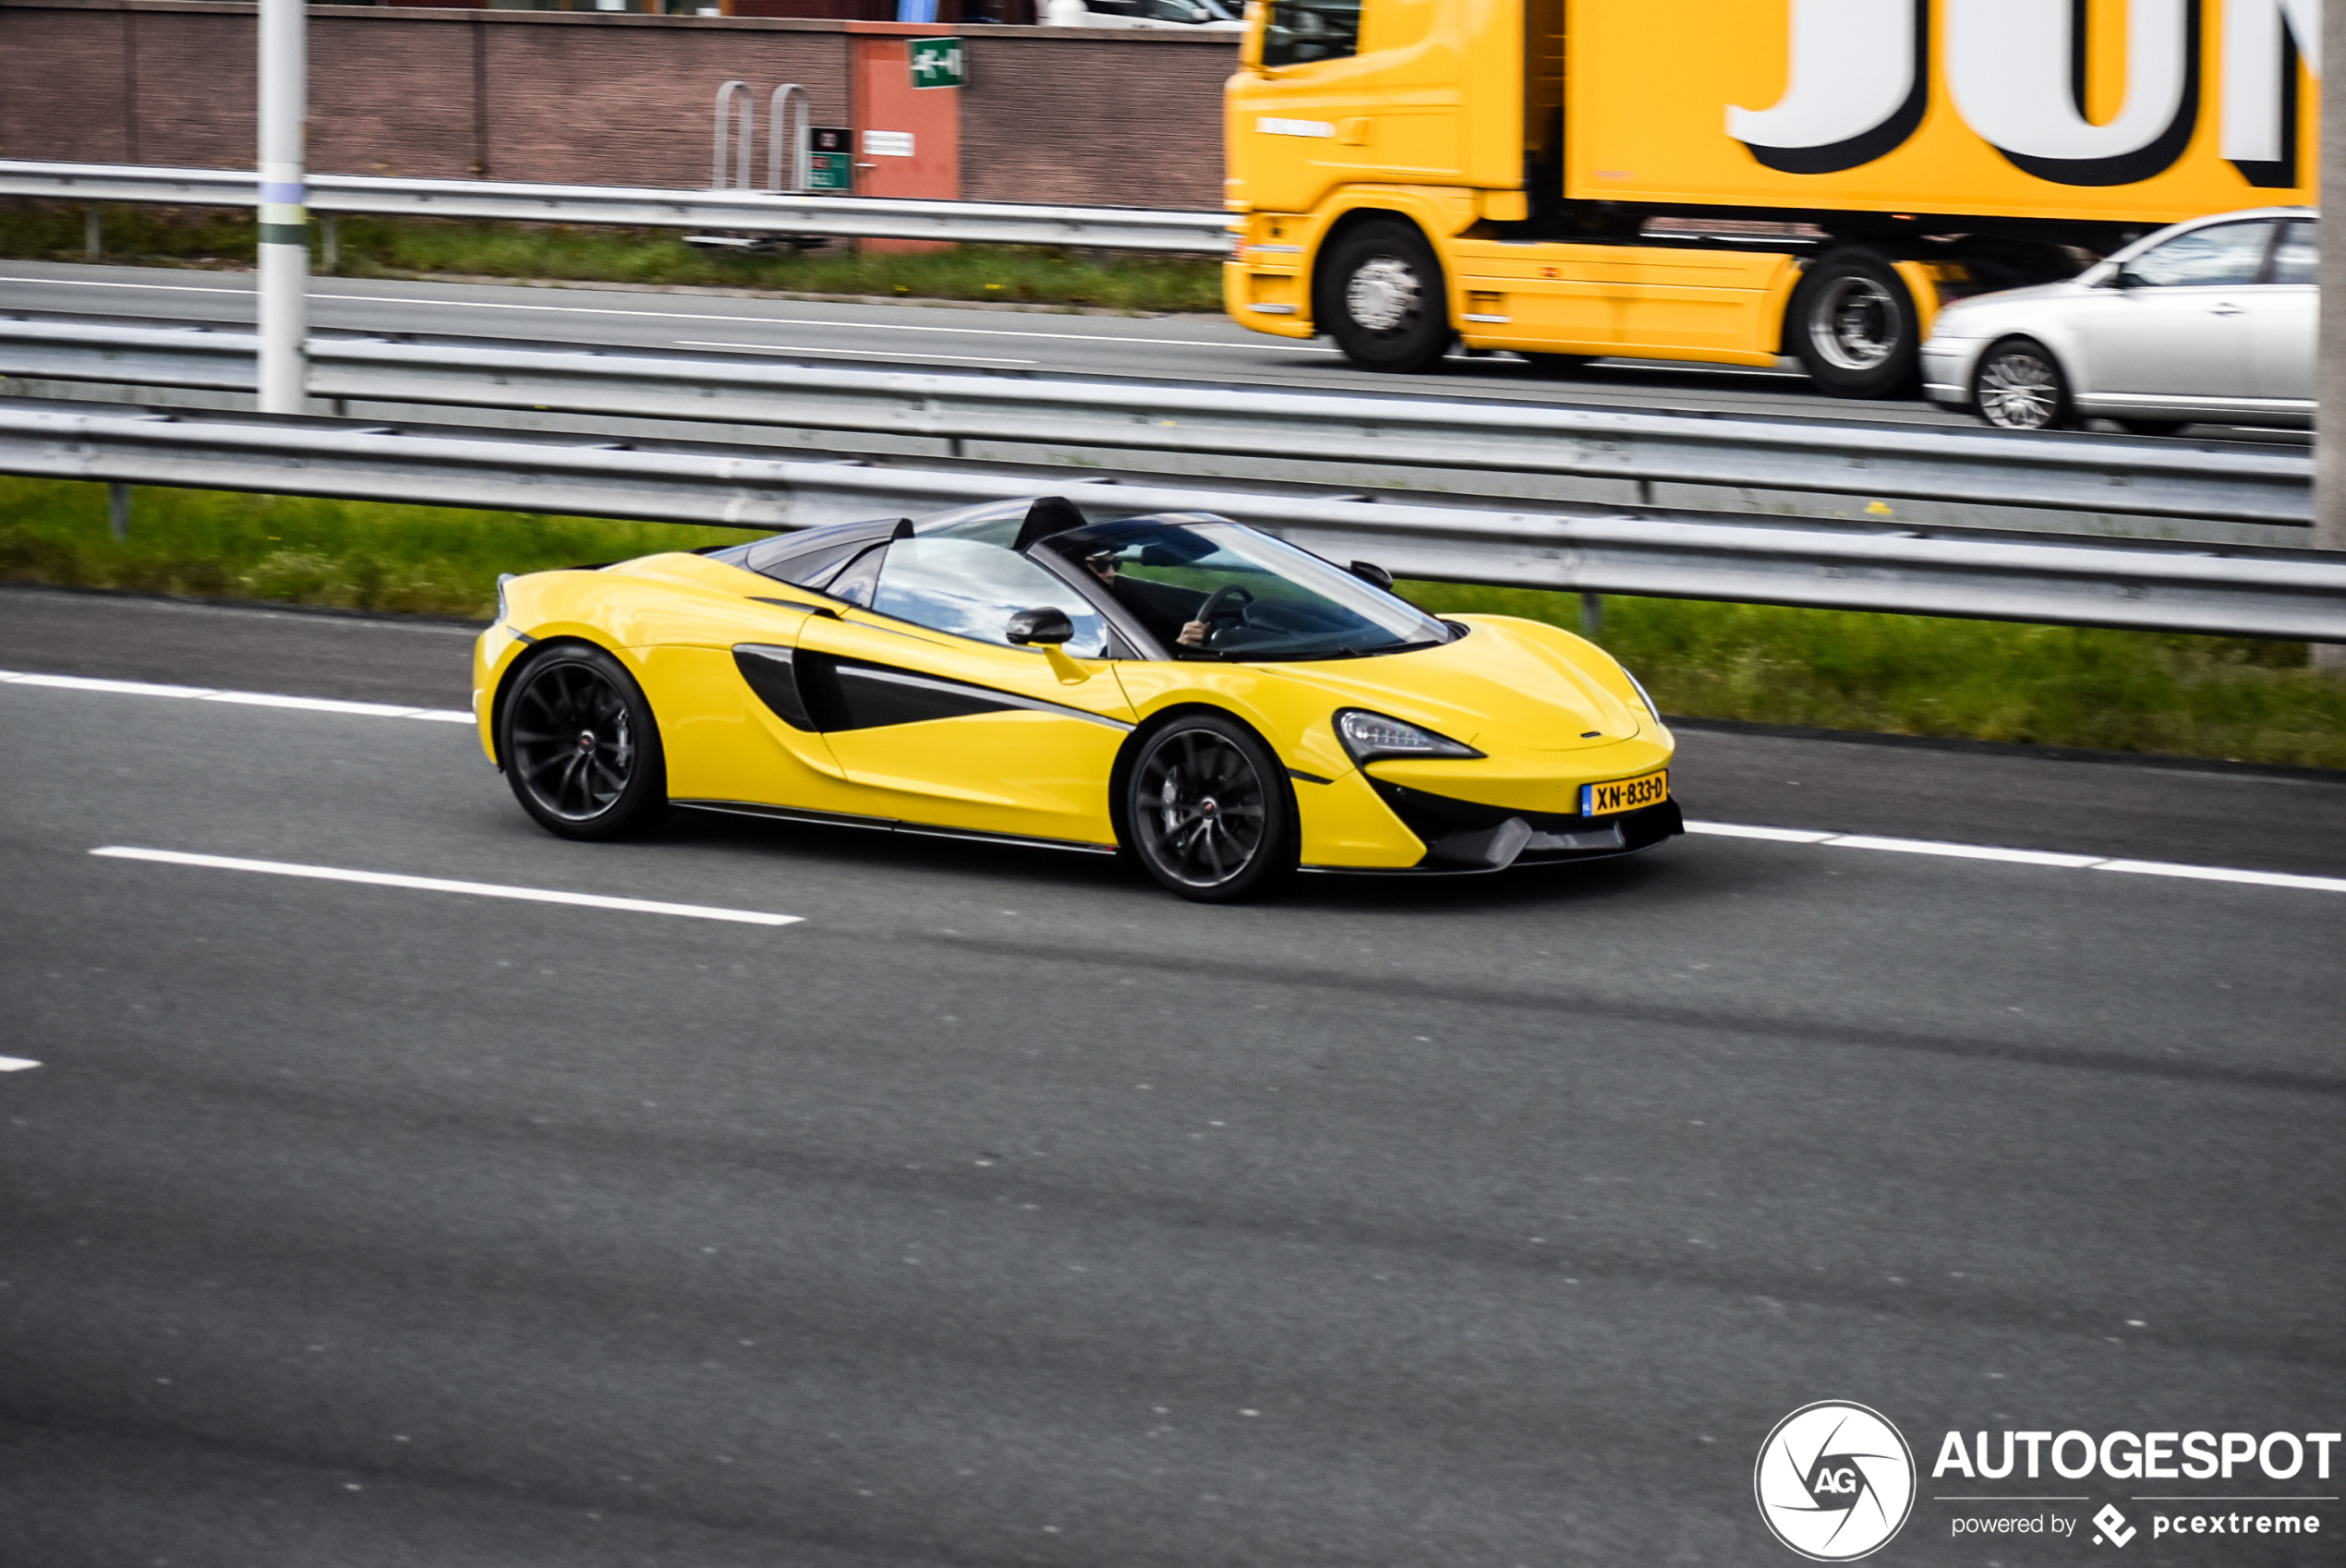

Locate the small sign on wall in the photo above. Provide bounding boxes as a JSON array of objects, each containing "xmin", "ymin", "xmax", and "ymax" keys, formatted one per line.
[
  {"xmin": 808, "ymin": 127, "xmax": 853, "ymax": 191},
  {"xmin": 863, "ymin": 129, "xmax": 917, "ymax": 157},
  {"xmin": 909, "ymin": 37, "xmax": 964, "ymax": 89}
]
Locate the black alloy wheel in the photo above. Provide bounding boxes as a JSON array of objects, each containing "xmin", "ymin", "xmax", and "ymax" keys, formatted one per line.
[
  {"xmin": 1123, "ymin": 715, "xmax": 1296, "ymax": 902},
  {"xmin": 1972, "ymin": 337, "xmax": 2074, "ymax": 431},
  {"xmin": 1322, "ymin": 219, "xmax": 1456, "ymax": 374},
  {"xmin": 1789, "ymin": 247, "xmax": 1921, "ymax": 398},
  {"xmin": 500, "ymin": 643, "xmax": 669, "ymax": 840}
]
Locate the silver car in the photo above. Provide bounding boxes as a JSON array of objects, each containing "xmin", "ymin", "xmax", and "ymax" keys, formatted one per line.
[{"xmin": 1921, "ymin": 207, "xmax": 2316, "ymax": 435}]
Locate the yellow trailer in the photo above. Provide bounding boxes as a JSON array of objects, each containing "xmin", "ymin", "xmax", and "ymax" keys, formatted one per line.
[{"xmin": 1225, "ymin": 0, "xmax": 2319, "ymax": 395}]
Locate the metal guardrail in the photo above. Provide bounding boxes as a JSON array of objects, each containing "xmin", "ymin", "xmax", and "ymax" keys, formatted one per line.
[
  {"xmin": 0, "ymin": 320, "xmax": 2311, "ymax": 528},
  {"xmin": 4, "ymin": 403, "xmax": 2340, "ymax": 641},
  {"xmin": 0, "ymin": 160, "xmax": 1232, "ymax": 254}
]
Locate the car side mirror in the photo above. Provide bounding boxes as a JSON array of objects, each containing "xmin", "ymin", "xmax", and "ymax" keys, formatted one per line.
[
  {"xmin": 1348, "ymin": 560, "xmax": 1395, "ymax": 591},
  {"xmin": 1006, "ymin": 607, "xmax": 1075, "ymax": 645},
  {"xmin": 2108, "ymin": 267, "xmax": 2144, "ymax": 290}
]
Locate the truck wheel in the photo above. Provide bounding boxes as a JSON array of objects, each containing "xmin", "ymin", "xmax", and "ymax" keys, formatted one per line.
[
  {"xmin": 1790, "ymin": 248, "xmax": 1920, "ymax": 399},
  {"xmin": 1322, "ymin": 220, "xmax": 1455, "ymax": 374}
]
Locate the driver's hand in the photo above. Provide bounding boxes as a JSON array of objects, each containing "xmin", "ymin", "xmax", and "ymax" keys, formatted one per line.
[{"xmin": 1177, "ymin": 620, "xmax": 1208, "ymax": 648}]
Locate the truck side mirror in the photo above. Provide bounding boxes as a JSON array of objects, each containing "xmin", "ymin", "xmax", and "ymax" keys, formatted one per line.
[
  {"xmin": 1239, "ymin": 0, "xmax": 1266, "ymax": 68},
  {"xmin": 1006, "ymin": 607, "xmax": 1075, "ymax": 645},
  {"xmin": 1348, "ymin": 560, "xmax": 1395, "ymax": 591}
]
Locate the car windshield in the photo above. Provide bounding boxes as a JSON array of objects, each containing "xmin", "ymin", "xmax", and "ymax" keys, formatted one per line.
[{"xmin": 1047, "ymin": 516, "xmax": 1451, "ymax": 660}]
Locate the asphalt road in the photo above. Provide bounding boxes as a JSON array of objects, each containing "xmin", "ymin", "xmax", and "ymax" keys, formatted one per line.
[
  {"xmin": 2, "ymin": 590, "xmax": 2341, "ymax": 1567},
  {"xmin": 4, "ymin": 258, "xmax": 2309, "ymax": 445}
]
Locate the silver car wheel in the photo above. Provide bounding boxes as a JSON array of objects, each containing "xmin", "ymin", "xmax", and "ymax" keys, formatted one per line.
[
  {"xmin": 1346, "ymin": 256, "xmax": 1421, "ymax": 334},
  {"xmin": 1977, "ymin": 348, "xmax": 2062, "ymax": 430},
  {"xmin": 1807, "ymin": 274, "xmax": 1900, "ymax": 371}
]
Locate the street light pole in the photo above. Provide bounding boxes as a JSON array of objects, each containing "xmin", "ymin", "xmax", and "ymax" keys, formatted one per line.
[{"xmin": 256, "ymin": 0, "xmax": 308, "ymax": 416}]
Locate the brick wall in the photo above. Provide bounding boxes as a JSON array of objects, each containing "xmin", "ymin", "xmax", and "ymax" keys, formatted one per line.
[{"xmin": 0, "ymin": 0, "xmax": 1230, "ymax": 207}]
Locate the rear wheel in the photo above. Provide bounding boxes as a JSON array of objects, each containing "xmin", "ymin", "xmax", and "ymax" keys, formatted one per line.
[
  {"xmin": 1321, "ymin": 220, "xmax": 1455, "ymax": 375},
  {"xmin": 1972, "ymin": 336, "xmax": 2074, "ymax": 431},
  {"xmin": 1123, "ymin": 715, "xmax": 1295, "ymax": 903},
  {"xmin": 499, "ymin": 643, "xmax": 668, "ymax": 840},
  {"xmin": 1789, "ymin": 248, "xmax": 1920, "ymax": 398}
]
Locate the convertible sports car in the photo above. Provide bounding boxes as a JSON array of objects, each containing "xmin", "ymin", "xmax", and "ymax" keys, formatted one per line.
[{"xmin": 473, "ymin": 496, "xmax": 1680, "ymax": 901}]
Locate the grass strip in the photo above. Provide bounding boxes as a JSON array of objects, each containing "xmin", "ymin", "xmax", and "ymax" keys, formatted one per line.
[
  {"xmin": 0, "ymin": 201, "xmax": 1225, "ymax": 313},
  {"xmin": 1, "ymin": 477, "xmax": 2337, "ymax": 768}
]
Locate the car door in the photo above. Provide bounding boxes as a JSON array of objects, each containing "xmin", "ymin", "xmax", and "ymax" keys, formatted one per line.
[
  {"xmin": 2074, "ymin": 220, "xmax": 2274, "ymax": 417},
  {"xmin": 791, "ymin": 537, "xmax": 1138, "ymax": 846},
  {"xmin": 2241, "ymin": 217, "xmax": 2317, "ymax": 421}
]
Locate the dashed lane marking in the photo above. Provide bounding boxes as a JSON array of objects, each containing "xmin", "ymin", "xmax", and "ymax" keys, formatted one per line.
[
  {"xmin": 1685, "ymin": 822, "xmax": 2346, "ymax": 896},
  {"xmin": 90, "ymin": 848, "xmax": 803, "ymax": 927},
  {"xmin": 0, "ymin": 670, "xmax": 472, "ymax": 722},
  {"xmin": 8, "ymin": 674, "xmax": 2337, "ymax": 898}
]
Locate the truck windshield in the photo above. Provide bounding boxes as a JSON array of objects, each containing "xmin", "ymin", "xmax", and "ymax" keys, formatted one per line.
[
  {"xmin": 1048, "ymin": 517, "xmax": 1450, "ymax": 661},
  {"xmin": 1263, "ymin": 0, "xmax": 1359, "ymax": 66}
]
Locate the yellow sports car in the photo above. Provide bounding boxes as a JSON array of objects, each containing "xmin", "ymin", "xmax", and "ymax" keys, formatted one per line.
[{"xmin": 473, "ymin": 496, "xmax": 1679, "ymax": 901}]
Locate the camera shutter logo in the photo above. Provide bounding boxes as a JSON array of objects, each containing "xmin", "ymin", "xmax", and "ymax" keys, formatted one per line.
[{"xmin": 1754, "ymin": 1402, "xmax": 1917, "ymax": 1561}]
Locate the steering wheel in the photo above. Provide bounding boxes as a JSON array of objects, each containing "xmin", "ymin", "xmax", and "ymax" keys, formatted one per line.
[{"xmin": 1192, "ymin": 585, "xmax": 1254, "ymax": 647}]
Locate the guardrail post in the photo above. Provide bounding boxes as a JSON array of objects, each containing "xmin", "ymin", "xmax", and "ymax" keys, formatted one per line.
[
  {"xmin": 2318, "ymin": 1, "xmax": 2346, "ymax": 670},
  {"xmin": 256, "ymin": 0, "xmax": 308, "ymax": 416},
  {"xmin": 83, "ymin": 205, "xmax": 101, "ymax": 261},
  {"xmin": 321, "ymin": 214, "xmax": 339, "ymax": 276},
  {"xmin": 1579, "ymin": 593, "xmax": 1602, "ymax": 639},
  {"xmin": 107, "ymin": 482, "xmax": 130, "ymax": 541}
]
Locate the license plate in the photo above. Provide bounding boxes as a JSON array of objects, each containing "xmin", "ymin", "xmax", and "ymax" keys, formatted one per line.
[{"xmin": 1581, "ymin": 770, "xmax": 1668, "ymax": 817}]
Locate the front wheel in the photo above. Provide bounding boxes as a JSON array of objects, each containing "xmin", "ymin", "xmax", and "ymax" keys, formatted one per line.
[
  {"xmin": 1122, "ymin": 715, "xmax": 1296, "ymax": 903},
  {"xmin": 1972, "ymin": 337, "xmax": 2074, "ymax": 431},
  {"xmin": 1789, "ymin": 248, "xmax": 1920, "ymax": 398},
  {"xmin": 499, "ymin": 643, "xmax": 669, "ymax": 840},
  {"xmin": 1320, "ymin": 220, "xmax": 1456, "ymax": 375}
]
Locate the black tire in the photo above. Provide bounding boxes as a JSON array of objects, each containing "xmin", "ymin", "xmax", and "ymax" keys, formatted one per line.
[
  {"xmin": 1121, "ymin": 714, "xmax": 1296, "ymax": 903},
  {"xmin": 1516, "ymin": 352, "xmax": 1592, "ymax": 378},
  {"xmin": 1320, "ymin": 220, "xmax": 1455, "ymax": 374},
  {"xmin": 2114, "ymin": 417, "xmax": 2186, "ymax": 438},
  {"xmin": 1788, "ymin": 248, "xmax": 1921, "ymax": 398},
  {"xmin": 499, "ymin": 643, "xmax": 669, "ymax": 840},
  {"xmin": 1971, "ymin": 336, "xmax": 2074, "ymax": 431}
]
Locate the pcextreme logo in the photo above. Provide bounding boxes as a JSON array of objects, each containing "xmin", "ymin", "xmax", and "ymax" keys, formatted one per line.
[{"xmin": 1755, "ymin": 1402, "xmax": 1918, "ymax": 1562}]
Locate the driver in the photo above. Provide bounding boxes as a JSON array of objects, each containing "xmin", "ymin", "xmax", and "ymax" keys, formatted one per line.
[{"xmin": 1084, "ymin": 549, "xmax": 1213, "ymax": 649}]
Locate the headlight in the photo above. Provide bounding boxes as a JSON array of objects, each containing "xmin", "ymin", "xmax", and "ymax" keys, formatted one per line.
[
  {"xmin": 1620, "ymin": 664, "xmax": 1658, "ymax": 715},
  {"xmin": 1335, "ymin": 708, "xmax": 1482, "ymax": 764}
]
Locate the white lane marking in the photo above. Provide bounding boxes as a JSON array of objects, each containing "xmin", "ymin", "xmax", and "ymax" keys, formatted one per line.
[
  {"xmin": 1824, "ymin": 834, "xmax": 2107, "ymax": 869},
  {"xmin": 11, "ymin": 676, "xmax": 2336, "ymax": 897},
  {"xmin": 677, "ymin": 339, "xmax": 1037, "ymax": 367},
  {"xmin": 1685, "ymin": 820, "xmax": 2346, "ymax": 896},
  {"xmin": 0, "ymin": 1057, "xmax": 41, "ymax": 1072},
  {"xmin": 2097, "ymin": 858, "xmax": 2346, "ymax": 894},
  {"xmin": 0, "ymin": 670, "xmax": 471, "ymax": 723},
  {"xmin": 1680, "ymin": 820, "xmax": 1836, "ymax": 844},
  {"xmin": 0, "ymin": 274, "xmax": 1336, "ymax": 352},
  {"xmin": 91, "ymin": 848, "xmax": 803, "ymax": 927}
]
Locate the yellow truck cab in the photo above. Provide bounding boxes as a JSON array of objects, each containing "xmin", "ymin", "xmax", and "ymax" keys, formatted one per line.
[{"xmin": 1225, "ymin": 0, "xmax": 2319, "ymax": 396}]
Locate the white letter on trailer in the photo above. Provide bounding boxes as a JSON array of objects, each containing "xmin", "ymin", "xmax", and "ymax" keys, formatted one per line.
[
  {"xmin": 2221, "ymin": 0, "xmax": 2321, "ymax": 180},
  {"xmin": 1949, "ymin": 0, "xmax": 2199, "ymax": 184},
  {"xmin": 1728, "ymin": 0, "xmax": 1928, "ymax": 173}
]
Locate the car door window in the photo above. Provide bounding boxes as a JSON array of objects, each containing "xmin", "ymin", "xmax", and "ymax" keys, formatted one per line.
[
  {"xmin": 2268, "ymin": 220, "xmax": 2317, "ymax": 285},
  {"xmin": 869, "ymin": 537, "xmax": 1110, "ymax": 657},
  {"xmin": 2125, "ymin": 222, "xmax": 2277, "ymax": 287}
]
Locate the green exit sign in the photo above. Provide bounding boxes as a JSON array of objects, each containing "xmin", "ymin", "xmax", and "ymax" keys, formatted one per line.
[{"xmin": 910, "ymin": 37, "xmax": 964, "ymax": 89}]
